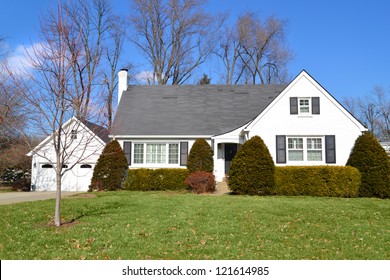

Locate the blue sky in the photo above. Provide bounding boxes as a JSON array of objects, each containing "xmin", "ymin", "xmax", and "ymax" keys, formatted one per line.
[{"xmin": 1, "ymin": 0, "xmax": 389, "ymax": 101}]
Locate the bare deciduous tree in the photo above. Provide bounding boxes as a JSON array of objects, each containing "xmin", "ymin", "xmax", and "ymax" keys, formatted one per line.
[
  {"xmin": 102, "ymin": 16, "xmax": 126, "ymax": 130},
  {"xmin": 130, "ymin": 0, "xmax": 224, "ymax": 85},
  {"xmin": 216, "ymin": 12, "xmax": 291, "ymax": 84},
  {"xmin": 343, "ymin": 86, "xmax": 390, "ymax": 140},
  {"xmin": 0, "ymin": 70, "xmax": 28, "ymax": 147},
  {"xmin": 62, "ymin": 0, "xmax": 110, "ymax": 120},
  {"xmin": 5, "ymin": 3, "xmax": 105, "ymax": 226}
]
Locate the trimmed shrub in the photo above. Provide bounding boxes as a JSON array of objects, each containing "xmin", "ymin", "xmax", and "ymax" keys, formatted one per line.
[
  {"xmin": 346, "ymin": 132, "xmax": 390, "ymax": 198},
  {"xmin": 123, "ymin": 169, "xmax": 152, "ymax": 191},
  {"xmin": 89, "ymin": 140, "xmax": 128, "ymax": 191},
  {"xmin": 187, "ymin": 139, "xmax": 214, "ymax": 173},
  {"xmin": 228, "ymin": 136, "xmax": 275, "ymax": 195},
  {"xmin": 185, "ymin": 171, "xmax": 216, "ymax": 194},
  {"xmin": 274, "ymin": 166, "xmax": 361, "ymax": 197},
  {"xmin": 123, "ymin": 168, "xmax": 189, "ymax": 191}
]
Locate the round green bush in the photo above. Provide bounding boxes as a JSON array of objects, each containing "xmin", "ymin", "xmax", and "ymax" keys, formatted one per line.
[
  {"xmin": 187, "ymin": 138, "xmax": 213, "ymax": 173},
  {"xmin": 228, "ymin": 135, "xmax": 275, "ymax": 195},
  {"xmin": 346, "ymin": 132, "xmax": 390, "ymax": 198},
  {"xmin": 90, "ymin": 140, "xmax": 128, "ymax": 191}
]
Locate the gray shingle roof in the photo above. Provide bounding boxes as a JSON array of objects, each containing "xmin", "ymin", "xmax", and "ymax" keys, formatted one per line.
[
  {"xmin": 110, "ymin": 84, "xmax": 287, "ymax": 136},
  {"xmin": 82, "ymin": 119, "xmax": 110, "ymax": 143}
]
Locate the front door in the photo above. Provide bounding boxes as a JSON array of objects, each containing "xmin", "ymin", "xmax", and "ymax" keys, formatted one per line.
[{"xmin": 224, "ymin": 143, "xmax": 238, "ymax": 175}]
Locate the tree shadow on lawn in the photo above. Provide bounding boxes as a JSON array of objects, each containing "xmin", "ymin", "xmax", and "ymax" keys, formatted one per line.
[{"xmin": 42, "ymin": 195, "xmax": 129, "ymax": 228}]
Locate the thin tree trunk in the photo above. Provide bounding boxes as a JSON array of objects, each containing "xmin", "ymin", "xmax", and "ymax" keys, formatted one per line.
[{"xmin": 54, "ymin": 152, "xmax": 62, "ymax": 226}]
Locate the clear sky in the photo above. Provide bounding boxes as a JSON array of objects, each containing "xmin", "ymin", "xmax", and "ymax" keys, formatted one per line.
[{"xmin": 1, "ymin": 0, "xmax": 389, "ymax": 101}]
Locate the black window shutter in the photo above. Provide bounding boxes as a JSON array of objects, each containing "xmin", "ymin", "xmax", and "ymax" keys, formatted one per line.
[
  {"xmin": 312, "ymin": 97, "xmax": 320, "ymax": 114},
  {"xmin": 290, "ymin": 97, "xmax": 298, "ymax": 115},
  {"xmin": 123, "ymin": 141, "xmax": 132, "ymax": 165},
  {"xmin": 180, "ymin": 142, "xmax": 188, "ymax": 166},
  {"xmin": 325, "ymin": 135, "xmax": 336, "ymax": 163},
  {"xmin": 276, "ymin": 135, "xmax": 287, "ymax": 163}
]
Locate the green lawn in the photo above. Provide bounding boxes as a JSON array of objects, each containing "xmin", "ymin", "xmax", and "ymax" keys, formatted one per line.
[{"xmin": 0, "ymin": 191, "xmax": 389, "ymax": 260}]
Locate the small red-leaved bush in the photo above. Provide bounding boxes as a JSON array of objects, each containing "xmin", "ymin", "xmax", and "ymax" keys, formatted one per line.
[{"xmin": 185, "ymin": 171, "xmax": 216, "ymax": 194}]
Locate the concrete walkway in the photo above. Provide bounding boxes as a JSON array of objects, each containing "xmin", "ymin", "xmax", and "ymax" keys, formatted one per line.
[
  {"xmin": 212, "ymin": 181, "xmax": 231, "ymax": 195},
  {"xmin": 0, "ymin": 192, "xmax": 82, "ymax": 205}
]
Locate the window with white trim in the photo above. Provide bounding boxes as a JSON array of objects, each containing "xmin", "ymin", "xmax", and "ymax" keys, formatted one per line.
[
  {"xmin": 168, "ymin": 144, "xmax": 179, "ymax": 164},
  {"xmin": 288, "ymin": 138, "xmax": 304, "ymax": 161},
  {"xmin": 307, "ymin": 138, "xmax": 322, "ymax": 161},
  {"xmin": 133, "ymin": 143, "xmax": 180, "ymax": 165},
  {"xmin": 299, "ymin": 98, "xmax": 310, "ymax": 114},
  {"xmin": 146, "ymin": 144, "xmax": 166, "ymax": 164},
  {"xmin": 287, "ymin": 137, "xmax": 323, "ymax": 162},
  {"xmin": 134, "ymin": 143, "xmax": 144, "ymax": 164}
]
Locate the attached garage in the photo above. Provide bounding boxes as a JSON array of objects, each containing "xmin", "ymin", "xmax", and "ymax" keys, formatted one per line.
[
  {"xmin": 28, "ymin": 117, "xmax": 109, "ymax": 192},
  {"xmin": 33, "ymin": 163, "xmax": 95, "ymax": 191}
]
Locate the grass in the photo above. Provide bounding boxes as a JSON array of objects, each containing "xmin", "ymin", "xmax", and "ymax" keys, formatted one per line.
[{"xmin": 0, "ymin": 191, "xmax": 389, "ymax": 260}]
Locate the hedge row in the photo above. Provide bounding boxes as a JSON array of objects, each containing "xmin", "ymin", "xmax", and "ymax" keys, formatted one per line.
[
  {"xmin": 122, "ymin": 168, "xmax": 189, "ymax": 191},
  {"xmin": 273, "ymin": 166, "xmax": 361, "ymax": 197},
  {"xmin": 123, "ymin": 166, "xmax": 361, "ymax": 198}
]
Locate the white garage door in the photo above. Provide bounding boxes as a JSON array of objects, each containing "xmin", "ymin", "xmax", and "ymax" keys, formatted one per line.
[
  {"xmin": 35, "ymin": 164, "xmax": 56, "ymax": 191},
  {"xmin": 35, "ymin": 163, "xmax": 94, "ymax": 192}
]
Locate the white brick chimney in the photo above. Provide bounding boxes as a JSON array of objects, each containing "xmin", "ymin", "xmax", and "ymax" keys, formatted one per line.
[{"xmin": 118, "ymin": 69, "xmax": 128, "ymax": 105}]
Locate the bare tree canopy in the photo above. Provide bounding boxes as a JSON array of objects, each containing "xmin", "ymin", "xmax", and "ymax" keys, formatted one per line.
[
  {"xmin": 62, "ymin": 0, "xmax": 125, "ymax": 123},
  {"xmin": 129, "ymin": 0, "xmax": 225, "ymax": 85},
  {"xmin": 4, "ymin": 0, "xmax": 122, "ymax": 226},
  {"xmin": 216, "ymin": 12, "xmax": 292, "ymax": 84},
  {"xmin": 343, "ymin": 86, "xmax": 390, "ymax": 140},
  {"xmin": 0, "ymin": 36, "xmax": 7, "ymax": 59}
]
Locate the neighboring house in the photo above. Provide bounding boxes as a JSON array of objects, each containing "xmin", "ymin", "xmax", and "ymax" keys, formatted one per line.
[
  {"xmin": 28, "ymin": 117, "xmax": 109, "ymax": 191},
  {"xmin": 111, "ymin": 70, "xmax": 367, "ymax": 182},
  {"xmin": 380, "ymin": 141, "xmax": 390, "ymax": 156}
]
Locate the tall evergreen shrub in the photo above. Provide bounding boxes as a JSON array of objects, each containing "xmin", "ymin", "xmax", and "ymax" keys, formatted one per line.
[
  {"xmin": 346, "ymin": 132, "xmax": 390, "ymax": 198},
  {"xmin": 90, "ymin": 140, "xmax": 128, "ymax": 191},
  {"xmin": 228, "ymin": 136, "xmax": 275, "ymax": 195},
  {"xmin": 187, "ymin": 138, "xmax": 214, "ymax": 173}
]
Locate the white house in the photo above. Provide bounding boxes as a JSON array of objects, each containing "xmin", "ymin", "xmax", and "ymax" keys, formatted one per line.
[
  {"xmin": 111, "ymin": 70, "xmax": 367, "ymax": 182},
  {"xmin": 28, "ymin": 117, "xmax": 109, "ymax": 191},
  {"xmin": 29, "ymin": 70, "xmax": 367, "ymax": 190},
  {"xmin": 380, "ymin": 141, "xmax": 390, "ymax": 156}
]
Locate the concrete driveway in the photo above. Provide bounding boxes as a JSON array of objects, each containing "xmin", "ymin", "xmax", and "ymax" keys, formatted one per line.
[{"xmin": 0, "ymin": 192, "xmax": 82, "ymax": 205}]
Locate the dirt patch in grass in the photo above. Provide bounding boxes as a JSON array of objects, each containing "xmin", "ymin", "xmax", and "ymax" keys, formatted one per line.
[
  {"xmin": 58, "ymin": 219, "xmax": 81, "ymax": 227},
  {"xmin": 67, "ymin": 193, "xmax": 97, "ymax": 199},
  {"xmin": 35, "ymin": 219, "xmax": 82, "ymax": 229}
]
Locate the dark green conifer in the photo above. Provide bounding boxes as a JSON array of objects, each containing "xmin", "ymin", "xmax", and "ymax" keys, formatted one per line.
[
  {"xmin": 347, "ymin": 132, "xmax": 390, "ymax": 198},
  {"xmin": 187, "ymin": 138, "xmax": 214, "ymax": 173},
  {"xmin": 90, "ymin": 140, "xmax": 128, "ymax": 191},
  {"xmin": 228, "ymin": 136, "xmax": 275, "ymax": 195}
]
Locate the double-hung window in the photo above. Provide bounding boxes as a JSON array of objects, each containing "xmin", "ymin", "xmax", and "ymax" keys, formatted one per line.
[
  {"xmin": 287, "ymin": 137, "xmax": 323, "ymax": 162},
  {"xmin": 133, "ymin": 143, "xmax": 144, "ymax": 164},
  {"xmin": 132, "ymin": 143, "xmax": 179, "ymax": 165},
  {"xmin": 299, "ymin": 98, "xmax": 310, "ymax": 114},
  {"xmin": 288, "ymin": 138, "xmax": 304, "ymax": 161},
  {"xmin": 168, "ymin": 144, "xmax": 179, "ymax": 164},
  {"xmin": 307, "ymin": 138, "xmax": 322, "ymax": 161}
]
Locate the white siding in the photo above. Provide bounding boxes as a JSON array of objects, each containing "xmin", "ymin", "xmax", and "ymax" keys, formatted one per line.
[
  {"xmin": 246, "ymin": 73, "xmax": 366, "ymax": 166},
  {"xmin": 30, "ymin": 119, "xmax": 105, "ymax": 192},
  {"xmin": 117, "ymin": 138, "xmax": 212, "ymax": 169}
]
